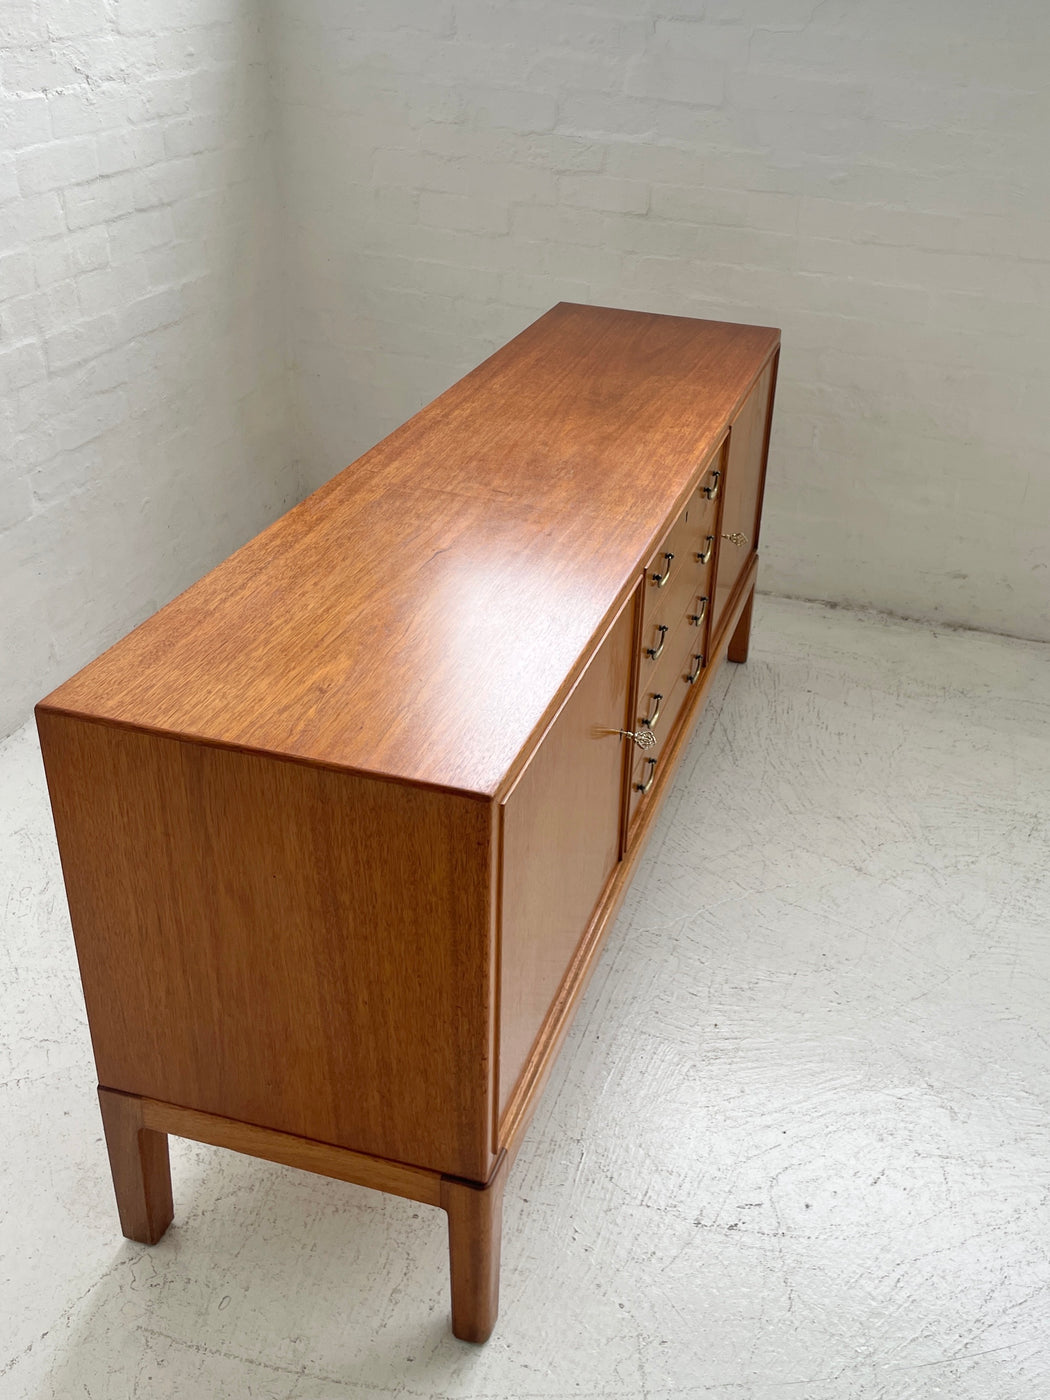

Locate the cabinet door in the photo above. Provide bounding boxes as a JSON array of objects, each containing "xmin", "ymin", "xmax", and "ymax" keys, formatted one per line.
[
  {"xmin": 712, "ymin": 355, "xmax": 776, "ymax": 636},
  {"xmin": 497, "ymin": 597, "xmax": 634, "ymax": 1122}
]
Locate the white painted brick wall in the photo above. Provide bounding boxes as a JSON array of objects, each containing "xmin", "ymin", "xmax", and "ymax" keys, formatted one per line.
[
  {"xmin": 5, "ymin": 0, "xmax": 1048, "ymax": 739},
  {"xmin": 1, "ymin": 0, "xmax": 299, "ymax": 738},
  {"xmin": 272, "ymin": 0, "xmax": 1050, "ymax": 642}
]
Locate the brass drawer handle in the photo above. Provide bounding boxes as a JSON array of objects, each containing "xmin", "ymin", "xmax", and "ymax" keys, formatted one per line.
[
  {"xmin": 651, "ymin": 552, "xmax": 674, "ymax": 588},
  {"xmin": 635, "ymin": 757, "xmax": 657, "ymax": 794},
  {"xmin": 689, "ymin": 596, "xmax": 709, "ymax": 626},
  {"xmin": 702, "ymin": 468, "xmax": 721, "ymax": 501},
  {"xmin": 646, "ymin": 624, "xmax": 668, "ymax": 660},
  {"xmin": 641, "ymin": 692, "xmax": 662, "ymax": 730},
  {"xmin": 696, "ymin": 535, "xmax": 715, "ymax": 566},
  {"xmin": 723, "ymin": 531, "xmax": 748, "ymax": 548},
  {"xmin": 686, "ymin": 653, "xmax": 704, "ymax": 685}
]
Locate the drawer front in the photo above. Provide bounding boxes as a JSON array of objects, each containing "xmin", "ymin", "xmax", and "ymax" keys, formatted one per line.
[
  {"xmin": 712, "ymin": 358, "xmax": 775, "ymax": 635},
  {"xmin": 628, "ymin": 683, "xmax": 689, "ymax": 826},
  {"xmin": 634, "ymin": 610, "xmax": 701, "ymax": 741},
  {"xmin": 630, "ymin": 443, "xmax": 725, "ymax": 834},
  {"xmin": 638, "ymin": 530, "xmax": 716, "ymax": 691},
  {"xmin": 640, "ymin": 484, "xmax": 719, "ymax": 652},
  {"xmin": 627, "ymin": 620, "xmax": 705, "ymax": 830}
]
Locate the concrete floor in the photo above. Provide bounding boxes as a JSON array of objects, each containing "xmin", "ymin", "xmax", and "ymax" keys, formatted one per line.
[{"xmin": 2, "ymin": 595, "xmax": 1049, "ymax": 1399}]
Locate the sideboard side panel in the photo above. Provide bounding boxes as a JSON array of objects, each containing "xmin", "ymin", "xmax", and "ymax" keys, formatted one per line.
[
  {"xmin": 497, "ymin": 598, "xmax": 635, "ymax": 1121},
  {"xmin": 37, "ymin": 714, "xmax": 496, "ymax": 1182}
]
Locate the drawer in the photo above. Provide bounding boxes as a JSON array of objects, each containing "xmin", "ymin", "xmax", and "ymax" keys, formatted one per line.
[
  {"xmin": 628, "ymin": 605, "xmax": 708, "ymax": 828},
  {"xmin": 640, "ymin": 489, "xmax": 718, "ymax": 650},
  {"xmin": 629, "ymin": 747, "xmax": 661, "ymax": 822},
  {"xmin": 628, "ymin": 668, "xmax": 691, "ymax": 824},
  {"xmin": 679, "ymin": 568, "xmax": 714, "ymax": 672},
  {"xmin": 635, "ymin": 631, "xmax": 703, "ymax": 739},
  {"xmin": 638, "ymin": 533, "xmax": 716, "ymax": 686},
  {"xmin": 695, "ymin": 445, "xmax": 725, "ymax": 513}
]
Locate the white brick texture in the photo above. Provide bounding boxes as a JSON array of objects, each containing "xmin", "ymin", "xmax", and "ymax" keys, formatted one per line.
[
  {"xmin": 272, "ymin": 0, "xmax": 1050, "ymax": 647},
  {"xmin": 3, "ymin": 0, "xmax": 1049, "ymax": 738},
  {"xmin": 0, "ymin": 1, "xmax": 298, "ymax": 739}
]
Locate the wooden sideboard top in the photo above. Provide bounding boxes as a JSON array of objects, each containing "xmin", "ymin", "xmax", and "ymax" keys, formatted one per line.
[{"xmin": 39, "ymin": 303, "xmax": 779, "ymax": 797}]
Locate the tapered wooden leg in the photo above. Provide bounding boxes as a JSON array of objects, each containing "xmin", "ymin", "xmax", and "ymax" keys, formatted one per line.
[
  {"xmin": 97, "ymin": 1087, "xmax": 174, "ymax": 1245},
  {"xmin": 440, "ymin": 1153, "xmax": 507, "ymax": 1343},
  {"xmin": 727, "ymin": 585, "xmax": 755, "ymax": 664}
]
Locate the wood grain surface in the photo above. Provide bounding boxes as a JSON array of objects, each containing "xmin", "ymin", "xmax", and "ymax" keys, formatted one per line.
[
  {"xmin": 37, "ymin": 305, "xmax": 779, "ymax": 798},
  {"xmin": 639, "ymin": 443, "xmax": 721, "ymax": 654},
  {"xmin": 497, "ymin": 595, "xmax": 634, "ymax": 1119},
  {"xmin": 712, "ymin": 354, "xmax": 778, "ymax": 633},
  {"xmin": 135, "ymin": 1093, "xmax": 444, "ymax": 1206},
  {"xmin": 441, "ymin": 1153, "xmax": 508, "ymax": 1343},
  {"xmin": 97, "ymin": 1087, "xmax": 174, "ymax": 1245},
  {"xmin": 38, "ymin": 713, "xmax": 497, "ymax": 1181}
]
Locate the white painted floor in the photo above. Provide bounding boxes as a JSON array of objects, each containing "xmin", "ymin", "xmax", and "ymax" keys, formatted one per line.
[{"xmin": 2, "ymin": 596, "xmax": 1049, "ymax": 1399}]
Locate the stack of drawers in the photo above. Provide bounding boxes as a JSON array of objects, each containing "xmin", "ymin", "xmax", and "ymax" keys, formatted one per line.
[{"xmin": 630, "ymin": 435, "xmax": 729, "ymax": 822}]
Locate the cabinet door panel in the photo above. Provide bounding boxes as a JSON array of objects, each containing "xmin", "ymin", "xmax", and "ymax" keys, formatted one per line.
[
  {"xmin": 712, "ymin": 357, "xmax": 776, "ymax": 635},
  {"xmin": 497, "ymin": 598, "xmax": 634, "ymax": 1120}
]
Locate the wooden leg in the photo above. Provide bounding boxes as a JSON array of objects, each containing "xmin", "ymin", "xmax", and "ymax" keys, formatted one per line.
[
  {"xmin": 97, "ymin": 1087, "xmax": 174, "ymax": 1245},
  {"xmin": 440, "ymin": 1153, "xmax": 507, "ymax": 1343},
  {"xmin": 727, "ymin": 585, "xmax": 755, "ymax": 664}
]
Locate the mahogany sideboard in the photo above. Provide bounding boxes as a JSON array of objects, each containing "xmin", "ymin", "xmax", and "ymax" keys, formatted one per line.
[{"xmin": 37, "ymin": 303, "xmax": 780, "ymax": 1343}]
